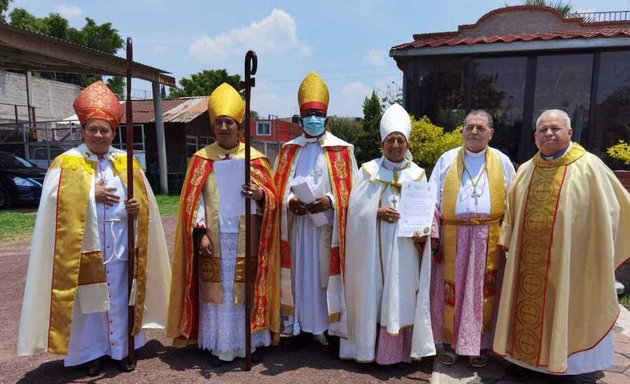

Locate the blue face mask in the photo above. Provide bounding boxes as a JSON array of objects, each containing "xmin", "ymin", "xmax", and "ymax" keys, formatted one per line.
[{"xmin": 302, "ymin": 115, "xmax": 326, "ymax": 137}]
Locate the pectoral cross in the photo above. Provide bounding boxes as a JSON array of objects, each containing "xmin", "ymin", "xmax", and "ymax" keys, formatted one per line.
[
  {"xmin": 471, "ymin": 187, "xmax": 482, "ymax": 206},
  {"xmin": 391, "ymin": 195, "xmax": 398, "ymax": 208},
  {"xmin": 310, "ymin": 167, "xmax": 323, "ymax": 185}
]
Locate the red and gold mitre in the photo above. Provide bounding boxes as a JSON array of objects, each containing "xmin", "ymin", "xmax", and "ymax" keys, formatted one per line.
[
  {"xmin": 208, "ymin": 83, "xmax": 244, "ymax": 124},
  {"xmin": 73, "ymin": 81, "xmax": 123, "ymax": 129},
  {"xmin": 298, "ymin": 71, "xmax": 329, "ymax": 114}
]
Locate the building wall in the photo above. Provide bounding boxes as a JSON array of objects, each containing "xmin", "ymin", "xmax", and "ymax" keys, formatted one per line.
[{"xmin": 0, "ymin": 70, "xmax": 81, "ymax": 122}]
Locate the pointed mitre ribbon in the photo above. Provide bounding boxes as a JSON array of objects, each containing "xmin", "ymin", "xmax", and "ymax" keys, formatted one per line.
[
  {"xmin": 208, "ymin": 83, "xmax": 245, "ymax": 123},
  {"xmin": 73, "ymin": 81, "xmax": 123, "ymax": 129},
  {"xmin": 298, "ymin": 71, "xmax": 329, "ymax": 114}
]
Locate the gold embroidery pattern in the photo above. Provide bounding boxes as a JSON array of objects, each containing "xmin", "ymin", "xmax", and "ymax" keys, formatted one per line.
[{"xmin": 510, "ymin": 165, "xmax": 566, "ymax": 366}]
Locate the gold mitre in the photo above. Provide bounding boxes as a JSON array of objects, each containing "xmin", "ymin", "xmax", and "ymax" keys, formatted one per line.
[
  {"xmin": 298, "ymin": 71, "xmax": 329, "ymax": 114},
  {"xmin": 207, "ymin": 83, "xmax": 244, "ymax": 123}
]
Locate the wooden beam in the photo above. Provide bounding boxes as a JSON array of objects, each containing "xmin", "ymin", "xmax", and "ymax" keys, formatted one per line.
[{"xmin": 0, "ymin": 24, "xmax": 176, "ymax": 87}]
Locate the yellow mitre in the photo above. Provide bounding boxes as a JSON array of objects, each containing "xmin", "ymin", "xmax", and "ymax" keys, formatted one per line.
[
  {"xmin": 207, "ymin": 83, "xmax": 244, "ymax": 123},
  {"xmin": 298, "ymin": 71, "xmax": 329, "ymax": 114}
]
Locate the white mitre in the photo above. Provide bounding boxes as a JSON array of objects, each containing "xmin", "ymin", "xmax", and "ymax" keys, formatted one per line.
[{"xmin": 380, "ymin": 103, "xmax": 411, "ymax": 142}]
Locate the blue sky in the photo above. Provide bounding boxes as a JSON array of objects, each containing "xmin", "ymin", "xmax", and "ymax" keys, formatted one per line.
[{"xmin": 9, "ymin": 0, "xmax": 630, "ymax": 117}]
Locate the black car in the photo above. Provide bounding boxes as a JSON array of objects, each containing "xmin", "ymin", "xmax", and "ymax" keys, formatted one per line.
[{"xmin": 0, "ymin": 151, "xmax": 47, "ymax": 209}]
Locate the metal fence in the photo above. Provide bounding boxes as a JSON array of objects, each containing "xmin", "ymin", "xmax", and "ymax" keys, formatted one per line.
[{"xmin": 570, "ymin": 10, "xmax": 630, "ymax": 22}]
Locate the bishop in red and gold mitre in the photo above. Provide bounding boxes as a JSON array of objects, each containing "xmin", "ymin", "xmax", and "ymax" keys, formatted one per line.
[{"xmin": 73, "ymin": 81, "xmax": 123, "ymax": 128}]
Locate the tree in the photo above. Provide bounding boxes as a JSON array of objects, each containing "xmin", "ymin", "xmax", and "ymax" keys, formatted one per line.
[
  {"xmin": 510, "ymin": 1, "xmax": 573, "ymax": 16},
  {"xmin": 8, "ymin": 8, "xmax": 125, "ymax": 88},
  {"xmin": 0, "ymin": 0, "xmax": 12, "ymax": 22},
  {"xmin": 169, "ymin": 69, "xmax": 241, "ymax": 98},
  {"xmin": 607, "ymin": 141, "xmax": 630, "ymax": 165},
  {"xmin": 329, "ymin": 116, "xmax": 362, "ymax": 146},
  {"xmin": 353, "ymin": 91, "xmax": 383, "ymax": 165},
  {"xmin": 408, "ymin": 116, "xmax": 462, "ymax": 168},
  {"xmin": 106, "ymin": 76, "xmax": 125, "ymax": 99}
]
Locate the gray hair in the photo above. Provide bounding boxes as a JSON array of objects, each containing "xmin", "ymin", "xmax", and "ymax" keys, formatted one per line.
[
  {"xmin": 535, "ymin": 109, "xmax": 571, "ymax": 130},
  {"xmin": 465, "ymin": 110, "xmax": 494, "ymax": 129}
]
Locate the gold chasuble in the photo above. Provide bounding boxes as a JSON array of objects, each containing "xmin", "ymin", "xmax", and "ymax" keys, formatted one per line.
[
  {"xmin": 274, "ymin": 141, "xmax": 353, "ymax": 321},
  {"xmin": 440, "ymin": 148, "xmax": 505, "ymax": 342},
  {"xmin": 493, "ymin": 143, "xmax": 630, "ymax": 373},
  {"xmin": 167, "ymin": 143, "xmax": 280, "ymax": 343},
  {"xmin": 37, "ymin": 152, "xmax": 149, "ymax": 355}
]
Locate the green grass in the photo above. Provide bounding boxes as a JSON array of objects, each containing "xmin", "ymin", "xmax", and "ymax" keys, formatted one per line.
[
  {"xmin": 154, "ymin": 194, "xmax": 180, "ymax": 217},
  {"xmin": 0, "ymin": 195, "xmax": 180, "ymax": 243},
  {"xmin": 0, "ymin": 210, "xmax": 37, "ymax": 242},
  {"xmin": 621, "ymin": 292, "xmax": 630, "ymax": 311}
]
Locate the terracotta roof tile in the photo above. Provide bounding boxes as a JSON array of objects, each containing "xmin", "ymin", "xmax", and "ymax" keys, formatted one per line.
[{"xmin": 392, "ymin": 28, "xmax": 630, "ymax": 50}]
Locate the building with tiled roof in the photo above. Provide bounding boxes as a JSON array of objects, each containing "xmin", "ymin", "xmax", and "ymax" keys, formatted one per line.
[{"xmin": 391, "ymin": 5, "xmax": 630, "ymax": 168}]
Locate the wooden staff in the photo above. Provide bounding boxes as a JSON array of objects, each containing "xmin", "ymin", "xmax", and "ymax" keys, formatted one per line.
[
  {"xmin": 125, "ymin": 36, "xmax": 136, "ymax": 367},
  {"xmin": 241, "ymin": 50, "xmax": 257, "ymax": 371}
]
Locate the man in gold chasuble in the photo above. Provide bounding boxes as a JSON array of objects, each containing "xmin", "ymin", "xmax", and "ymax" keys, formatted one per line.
[{"xmin": 494, "ymin": 109, "xmax": 630, "ymax": 376}]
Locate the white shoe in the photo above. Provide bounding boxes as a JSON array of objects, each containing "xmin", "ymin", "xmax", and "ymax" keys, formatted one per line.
[{"xmin": 313, "ymin": 333, "xmax": 329, "ymax": 346}]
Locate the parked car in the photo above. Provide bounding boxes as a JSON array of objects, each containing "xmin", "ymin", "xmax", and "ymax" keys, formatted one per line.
[{"xmin": 0, "ymin": 151, "xmax": 47, "ymax": 209}]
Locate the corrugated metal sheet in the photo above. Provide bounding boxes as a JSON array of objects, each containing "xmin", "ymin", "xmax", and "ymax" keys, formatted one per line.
[{"xmin": 119, "ymin": 97, "xmax": 209, "ymax": 124}]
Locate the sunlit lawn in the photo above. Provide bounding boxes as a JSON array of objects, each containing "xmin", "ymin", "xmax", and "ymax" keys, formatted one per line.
[
  {"xmin": 0, "ymin": 210, "xmax": 37, "ymax": 242},
  {"xmin": 0, "ymin": 194, "xmax": 180, "ymax": 242}
]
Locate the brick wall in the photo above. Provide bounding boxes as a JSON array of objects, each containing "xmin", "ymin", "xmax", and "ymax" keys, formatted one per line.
[{"xmin": 0, "ymin": 70, "xmax": 81, "ymax": 123}]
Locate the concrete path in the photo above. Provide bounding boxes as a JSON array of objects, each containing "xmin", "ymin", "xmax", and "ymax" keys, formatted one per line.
[{"xmin": 430, "ymin": 306, "xmax": 630, "ymax": 384}]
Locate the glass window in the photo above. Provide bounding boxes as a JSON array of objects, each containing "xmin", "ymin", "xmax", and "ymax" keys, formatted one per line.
[
  {"xmin": 594, "ymin": 50, "xmax": 630, "ymax": 169},
  {"xmin": 257, "ymin": 122, "xmax": 271, "ymax": 135},
  {"xmin": 416, "ymin": 58, "xmax": 466, "ymax": 130},
  {"xmin": 199, "ymin": 136, "xmax": 214, "ymax": 147},
  {"xmin": 533, "ymin": 54, "xmax": 593, "ymax": 146},
  {"xmin": 471, "ymin": 57, "xmax": 527, "ymax": 161}
]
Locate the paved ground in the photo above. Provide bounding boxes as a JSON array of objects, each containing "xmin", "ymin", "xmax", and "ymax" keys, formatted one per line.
[
  {"xmin": 430, "ymin": 307, "xmax": 630, "ymax": 384},
  {"xmin": 1, "ymin": 215, "xmax": 628, "ymax": 383},
  {"xmin": 0, "ymin": 216, "xmax": 432, "ymax": 384}
]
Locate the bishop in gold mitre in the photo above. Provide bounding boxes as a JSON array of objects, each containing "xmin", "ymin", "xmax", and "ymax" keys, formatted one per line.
[
  {"xmin": 167, "ymin": 82, "xmax": 281, "ymax": 366},
  {"xmin": 273, "ymin": 71, "xmax": 357, "ymax": 349}
]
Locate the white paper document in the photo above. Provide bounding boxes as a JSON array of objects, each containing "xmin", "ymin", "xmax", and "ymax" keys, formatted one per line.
[
  {"xmin": 291, "ymin": 182, "xmax": 329, "ymax": 227},
  {"xmin": 213, "ymin": 159, "xmax": 255, "ymax": 218},
  {"xmin": 397, "ymin": 181, "xmax": 436, "ymax": 238}
]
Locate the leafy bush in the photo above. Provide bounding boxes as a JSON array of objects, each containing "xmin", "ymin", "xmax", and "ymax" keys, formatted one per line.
[
  {"xmin": 409, "ymin": 116, "xmax": 462, "ymax": 167},
  {"xmin": 607, "ymin": 140, "xmax": 630, "ymax": 165}
]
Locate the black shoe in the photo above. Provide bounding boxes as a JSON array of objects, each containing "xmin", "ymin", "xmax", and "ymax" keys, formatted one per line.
[
  {"xmin": 114, "ymin": 357, "xmax": 136, "ymax": 372},
  {"xmin": 85, "ymin": 357, "xmax": 104, "ymax": 376},
  {"xmin": 210, "ymin": 355, "xmax": 223, "ymax": 367}
]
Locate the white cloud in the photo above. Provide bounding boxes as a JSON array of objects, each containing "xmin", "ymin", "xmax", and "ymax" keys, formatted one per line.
[
  {"xmin": 341, "ymin": 81, "xmax": 372, "ymax": 100},
  {"xmin": 364, "ymin": 48, "xmax": 388, "ymax": 66},
  {"xmin": 152, "ymin": 45, "xmax": 169, "ymax": 54},
  {"xmin": 55, "ymin": 4, "xmax": 82, "ymax": 19},
  {"xmin": 188, "ymin": 9, "xmax": 310, "ymax": 63}
]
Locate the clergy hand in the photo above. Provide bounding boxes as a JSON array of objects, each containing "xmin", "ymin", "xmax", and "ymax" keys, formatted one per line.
[
  {"xmin": 198, "ymin": 234, "xmax": 214, "ymax": 257},
  {"xmin": 241, "ymin": 183, "xmax": 264, "ymax": 201},
  {"xmin": 125, "ymin": 198, "xmax": 140, "ymax": 215},
  {"xmin": 289, "ymin": 197, "xmax": 309, "ymax": 216},
  {"xmin": 95, "ymin": 178, "xmax": 119, "ymax": 205},
  {"xmin": 377, "ymin": 206, "xmax": 400, "ymax": 223},
  {"xmin": 412, "ymin": 231, "xmax": 428, "ymax": 252},
  {"xmin": 306, "ymin": 196, "xmax": 332, "ymax": 214}
]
